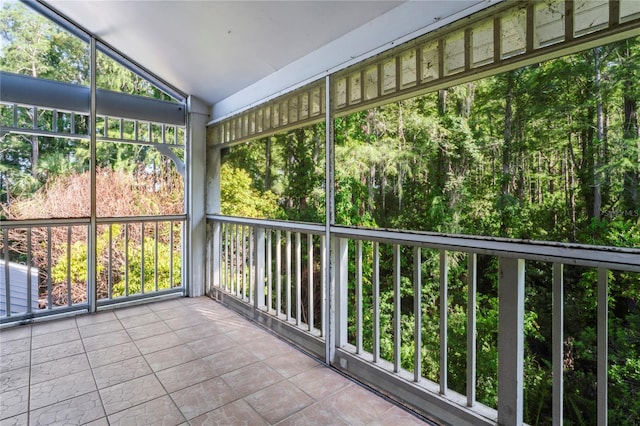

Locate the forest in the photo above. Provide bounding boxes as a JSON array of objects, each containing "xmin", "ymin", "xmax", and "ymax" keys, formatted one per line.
[{"xmin": 1, "ymin": 0, "xmax": 639, "ymax": 424}]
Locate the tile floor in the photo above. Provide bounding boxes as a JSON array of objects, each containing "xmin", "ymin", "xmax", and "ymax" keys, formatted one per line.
[{"xmin": 0, "ymin": 297, "xmax": 434, "ymax": 425}]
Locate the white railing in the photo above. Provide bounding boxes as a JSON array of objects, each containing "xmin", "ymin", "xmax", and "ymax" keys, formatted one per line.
[
  {"xmin": 0, "ymin": 215, "xmax": 185, "ymax": 323},
  {"xmin": 207, "ymin": 216, "xmax": 326, "ymax": 356},
  {"xmin": 206, "ymin": 215, "xmax": 640, "ymax": 426}
]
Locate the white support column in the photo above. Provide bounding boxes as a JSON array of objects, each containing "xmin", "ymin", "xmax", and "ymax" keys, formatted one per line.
[
  {"xmin": 498, "ymin": 257, "xmax": 525, "ymax": 426},
  {"xmin": 188, "ymin": 96, "xmax": 209, "ymax": 297}
]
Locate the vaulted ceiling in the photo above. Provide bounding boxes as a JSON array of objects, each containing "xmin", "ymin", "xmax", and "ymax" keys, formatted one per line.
[{"xmin": 43, "ymin": 0, "xmax": 493, "ymax": 116}]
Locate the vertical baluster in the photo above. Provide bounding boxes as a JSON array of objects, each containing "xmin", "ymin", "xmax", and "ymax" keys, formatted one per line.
[
  {"xmin": 47, "ymin": 227, "xmax": 52, "ymax": 309},
  {"xmin": 373, "ymin": 241, "xmax": 380, "ymax": 363},
  {"xmin": 286, "ymin": 231, "xmax": 292, "ymax": 321},
  {"xmin": 3, "ymin": 229, "xmax": 10, "ymax": 316},
  {"xmin": 467, "ymin": 253, "xmax": 478, "ymax": 406},
  {"xmin": 222, "ymin": 224, "xmax": 228, "ymax": 291},
  {"xmin": 154, "ymin": 222, "xmax": 159, "ymax": 292},
  {"xmin": 440, "ymin": 250, "xmax": 449, "ymax": 394},
  {"xmin": 267, "ymin": 231, "xmax": 273, "ymax": 312},
  {"xmin": 356, "ymin": 239, "xmax": 363, "ymax": 354},
  {"xmin": 597, "ymin": 268, "xmax": 608, "ymax": 426},
  {"xmin": 242, "ymin": 225, "xmax": 247, "ymax": 300},
  {"xmin": 234, "ymin": 225, "xmax": 240, "ymax": 297},
  {"xmin": 108, "ymin": 225, "xmax": 113, "ymax": 299},
  {"xmin": 393, "ymin": 244, "xmax": 401, "ymax": 373},
  {"xmin": 140, "ymin": 222, "xmax": 145, "ymax": 294},
  {"xmin": 413, "ymin": 246, "xmax": 422, "ymax": 382},
  {"xmin": 552, "ymin": 263, "xmax": 563, "ymax": 424},
  {"xmin": 249, "ymin": 227, "xmax": 254, "ymax": 301},
  {"xmin": 52, "ymin": 109, "xmax": 58, "ymax": 133},
  {"xmin": 296, "ymin": 232, "xmax": 301, "ymax": 325},
  {"xmin": 254, "ymin": 227, "xmax": 265, "ymax": 309},
  {"xmin": 125, "ymin": 223, "xmax": 129, "ymax": 296},
  {"xmin": 308, "ymin": 234, "xmax": 314, "ymax": 331},
  {"xmin": 66, "ymin": 226, "xmax": 72, "ymax": 305},
  {"xmin": 335, "ymin": 238, "xmax": 349, "ymax": 349},
  {"xmin": 276, "ymin": 229, "xmax": 282, "ymax": 316},
  {"xmin": 26, "ymin": 228, "xmax": 33, "ymax": 313}
]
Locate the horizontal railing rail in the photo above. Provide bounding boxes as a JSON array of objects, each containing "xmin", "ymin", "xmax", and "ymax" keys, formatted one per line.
[{"xmin": 206, "ymin": 215, "xmax": 640, "ymax": 426}]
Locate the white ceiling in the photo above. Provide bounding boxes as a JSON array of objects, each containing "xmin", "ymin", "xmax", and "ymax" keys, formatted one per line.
[{"xmin": 43, "ymin": 0, "xmax": 493, "ymax": 117}]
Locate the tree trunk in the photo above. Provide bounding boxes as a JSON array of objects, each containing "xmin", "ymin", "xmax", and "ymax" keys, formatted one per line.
[{"xmin": 593, "ymin": 48, "xmax": 603, "ymax": 221}]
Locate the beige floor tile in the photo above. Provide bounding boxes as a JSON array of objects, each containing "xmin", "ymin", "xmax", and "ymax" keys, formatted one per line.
[
  {"xmin": 29, "ymin": 370, "xmax": 97, "ymax": 411},
  {"xmin": 245, "ymin": 381, "xmax": 314, "ymax": 424},
  {"xmin": 28, "ymin": 391, "xmax": 105, "ymax": 426},
  {"xmin": 240, "ymin": 335, "xmax": 293, "ymax": 360},
  {"xmin": 82, "ymin": 329, "xmax": 131, "ymax": 352},
  {"xmin": 187, "ymin": 333, "xmax": 236, "ymax": 358},
  {"xmin": 147, "ymin": 298, "xmax": 184, "ymax": 312},
  {"xmin": 30, "ymin": 353, "xmax": 90, "ymax": 385},
  {"xmin": 75, "ymin": 310, "xmax": 116, "ymax": 326},
  {"xmin": 189, "ymin": 399, "xmax": 268, "ymax": 426},
  {"xmin": 0, "ymin": 326, "xmax": 30, "ymax": 343},
  {"xmin": 83, "ymin": 417, "xmax": 109, "ymax": 426},
  {"xmin": 0, "ymin": 412, "xmax": 28, "ymax": 425},
  {"xmin": 289, "ymin": 365, "xmax": 351, "ymax": 400},
  {"xmin": 221, "ymin": 363, "xmax": 284, "ymax": 398},
  {"xmin": 31, "ymin": 327, "xmax": 81, "ymax": 349},
  {"xmin": 86, "ymin": 341, "xmax": 141, "ymax": 368},
  {"xmin": 163, "ymin": 315, "xmax": 212, "ymax": 332},
  {"xmin": 321, "ymin": 383, "xmax": 394, "ymax": 425},
  {"xmin": 173, "ymin": 323, "xmax": 222, "ymax": 342},
  {"xmin": 31, "ymin": 318, "xmax": 77, "ymax": 337},
  {"xmin": 134, "ymin": 331, "xmax": 182, "ymax": 354},
  {"xmin": 155, "ymin": 359, "xmax": 217, "ymax": 393},
  {"xmin": 153, "ymin": 306, "xmax": 194, "ymax": 321},
  {"xmin": 170, "ymin": 377, "xmax": 238, "ymax": 420},
  {"xmin": 225, "ymin": 327, "xmax": 267, "ymax": 345},
  {"xmin": 31, "ymin": 339, "xmax": 84, "ymax": 365},
  {"xmin": 144, "ymin": 344, "xmax": 198, "ymax": 372},
  {"xmin": 118, "ymin": 311, "xmax": 161, "ymax": 329},
  {"xmin": 107, "ymin": 395, "xmax": 185, "ymax": 426},
  {"xmin": 126, "ymin": 321, "xmax": 172, "ymax": 341},
  {"xmin": 0, "ymin": 337, "xmax": 30, "ymax": 357},
  {"xmin": 202, "ymin": 347, "xmax": 259, "ymax": 376},
  {"xmin": 79, "ymin": 319, "xmax": 124, "ymax": 338},
  {"xmin": 277, "ymin": 401, "xmax": 350, "ymax": 426},
  {"xmin": 0, "ymin": 352, "xmax": 30, "ymax": 373},
  {"xmin": 99, "ymin": 374, "xmax": 166, "ymax": 416},
  {"xmin": 0, "ymin": 366, "xmax": 29, "ymax": 393},
  {"xmin": 369, "ymin": 405, "xmax": 433, "ymax": 426},
  {"xmin": 92, "ymin": 356, "xmax": 152, "ymax": 389},
  {"xmin": 114, "ymin": 304, "xmax": 153, "ymax": 319},
  {"xmin": 263, "ymin": 347, "xmax": 320, "ymax": 378},
  {"xmin": 0, "ymin": 386, "xmax": 29, "ymax": 420}
]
